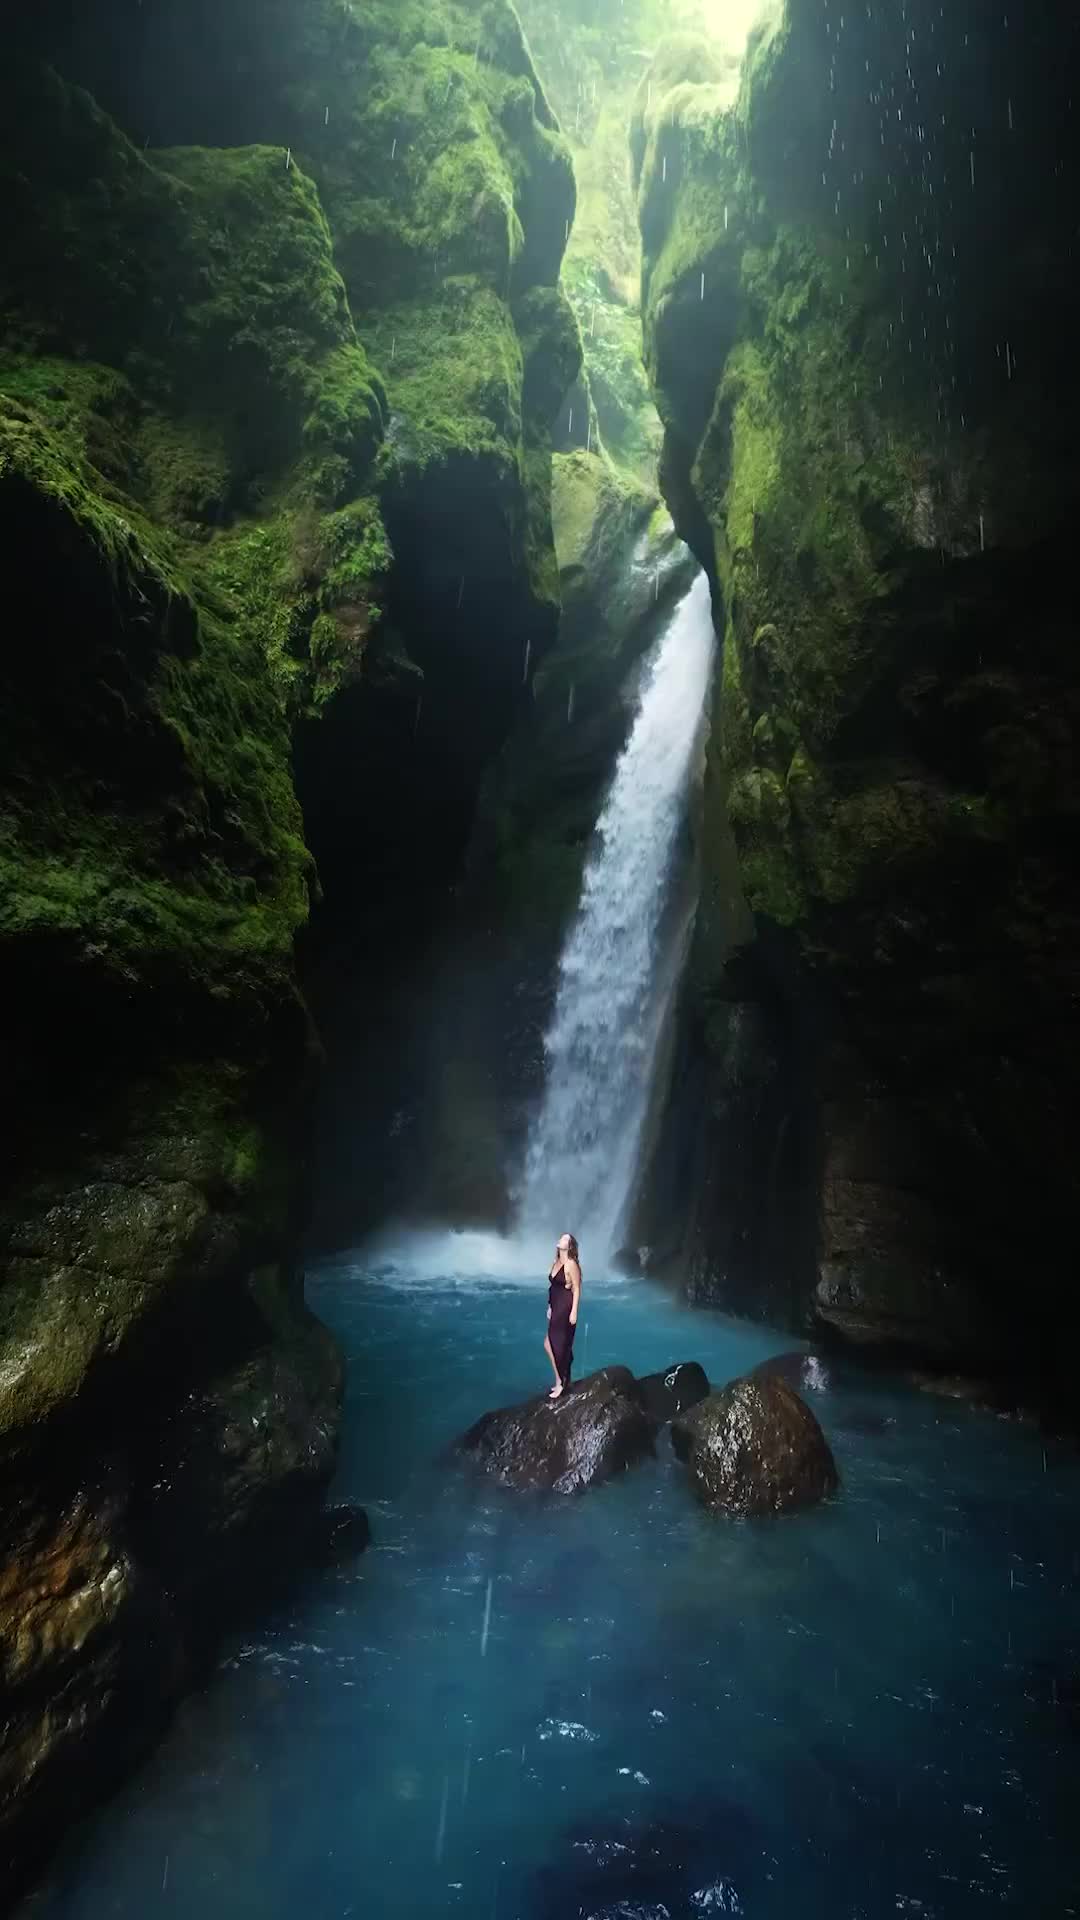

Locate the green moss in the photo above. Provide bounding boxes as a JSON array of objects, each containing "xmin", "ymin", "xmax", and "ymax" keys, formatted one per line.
[
  {"xmin": 199, "ymin": 493, "xmax": 393, "ymax": 714},
  {"xmin": 0, "ymin": 391, "xmax": 186, "ymax": 599},
  {"xmin": 0, "ymin": 3, "xmax": 579, "ymax": 1489},
  {"xmin": 636, "ymin": 21, "xmax": 985, "ymax": 941},
  {"xmin": 726, "ymin": 763, "xmax": 806, "ymax": 922},
  {"xmin": 506, "ymin": 2, "xmax": 671, "ymax": 489},
  {"xmin": 562, "ymin": 256, "xmax": 661, "ymax": 482},
  {"xmin": 0, "ymin": 395, "xmax": 310, "ymax": 990},
  {"xmin": 516, "ymin": 284, "xmax": 582, "ymax": 428},
  {"xmin": 137, "ymin": 413, "xmax": 234, "ymax": 537},
  {"xmin": 367, "ymin": 279, "xmax": 524, "ymax": 474},
  {"xmin": 152, "ymin": 142, "xmax": 386, "ymax": 508},
  {"xmin": 551, "ymin": 446, "xmax": 652, "ymax": 577},
  {"xmin": 220, "ymin": 0, "xmax": 576, "ymax": 658},
  {"xmin": 1, "ymin": 67, "xmax": 385, "ymax": 502},
  {"xmin": 0, "ymin": 9, "xmax": 570, "ymax": 1034},
  {"xmin": 700, "ymin": 340, "xmax": 781, "ymax": 550},
  {"xmin": 639, "ymin": 85, "xmax": 740, "ymax": 287},
  {"xmin": 1, "ymin": 65, "xmax": 397, "ymax": 730},
  {"xmin": 786, "ymin": 758, "xmax": 1007, "ymax": 910},
  {"xmin": 0, "ymin": 352, "xmax": 140, "ymax": 488},
  {"xmin": 521, "ymin": 440, "xmax": 562, "ymax": 614},
  {"xmin": 305, "ymin": 0, "xmax": 573, "ymax": 308}
]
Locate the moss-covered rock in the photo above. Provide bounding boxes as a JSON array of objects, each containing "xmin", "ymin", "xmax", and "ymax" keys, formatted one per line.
[
  {"xmin": 637, "ymin": 0, "xmax": 1080, "ymax": 1386},
  {"xmin": 0, "ymin": 62, "xmax": 394, "ymax": 726}
]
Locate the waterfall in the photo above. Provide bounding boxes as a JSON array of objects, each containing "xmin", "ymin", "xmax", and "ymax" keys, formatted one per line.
[{"xmin": 519, "ymin": 569, "xmax": 715, "ymax": 1260}]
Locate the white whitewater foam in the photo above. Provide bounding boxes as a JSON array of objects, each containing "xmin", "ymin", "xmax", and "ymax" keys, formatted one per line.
[{"xmin": 316, "ymin": 1223, "xmax": 631, "ymax": 1292}]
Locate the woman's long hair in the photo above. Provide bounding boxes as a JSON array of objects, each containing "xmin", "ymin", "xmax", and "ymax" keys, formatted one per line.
[{"xmin": 564, "ymin": 1233, "xmax": 580, "ymax": 1264}]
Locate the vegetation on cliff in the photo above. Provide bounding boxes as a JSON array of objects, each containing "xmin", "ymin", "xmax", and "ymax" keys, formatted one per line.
[
  {"xmin": 0, "ymin": 1, "xmax": 581, "ymax": 1891},
  {"xmin": 635, "ymin": 0, "xmax": 1080, "ymax": 1373}
]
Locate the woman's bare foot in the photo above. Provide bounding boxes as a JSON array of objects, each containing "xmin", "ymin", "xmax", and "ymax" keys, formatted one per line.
[{"xmin": 548, "ymin": 1381, "xmax": 565, "ymax": 1400}]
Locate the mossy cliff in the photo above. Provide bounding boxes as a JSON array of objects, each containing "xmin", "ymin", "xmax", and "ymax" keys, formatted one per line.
[
  {"xmin": 1, "ymin": 2, "xmax": 578, "ymax": 1894},
  {"xmin": 635, "ymin": 0, "xmax": 1080, "ymax": 1391}
]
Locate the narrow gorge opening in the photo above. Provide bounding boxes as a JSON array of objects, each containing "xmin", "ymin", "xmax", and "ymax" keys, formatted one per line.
[{"xmin": 3, "ymin": 4, "xmax": 1080, "ymax": 1917}]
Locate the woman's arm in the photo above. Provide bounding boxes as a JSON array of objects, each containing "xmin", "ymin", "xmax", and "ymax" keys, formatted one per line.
[{"xmin": 568, "ymin": 1259, "xmax": 581, "ymax": 1327}]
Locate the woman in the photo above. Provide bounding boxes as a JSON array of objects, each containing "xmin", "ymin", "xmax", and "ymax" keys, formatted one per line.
[{"xmin": 544, "ymin": 1232, "xmax": 581, "ymax": 1400}]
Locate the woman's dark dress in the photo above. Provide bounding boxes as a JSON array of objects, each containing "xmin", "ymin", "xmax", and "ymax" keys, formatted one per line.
[{"xmin": 548, "ymin": 1268, "xmax": 575, "ymax": 1386}]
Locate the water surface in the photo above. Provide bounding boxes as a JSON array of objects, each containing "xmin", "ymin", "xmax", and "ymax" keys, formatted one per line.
[{"xmin": 26, "ymin": 1247, "xmax": 1080, "ymax": 1918}]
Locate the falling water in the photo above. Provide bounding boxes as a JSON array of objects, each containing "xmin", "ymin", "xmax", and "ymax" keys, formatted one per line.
[{"xmin": 519, "ymin": 570, "xmax": 715, "ymax": 1257}]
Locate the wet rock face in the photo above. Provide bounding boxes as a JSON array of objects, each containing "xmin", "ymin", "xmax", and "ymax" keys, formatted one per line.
[
  {"xmin": 0, "ymin": 1298, "xmax": 346, "ymax": 1898},
  {"xmin": 637, "ymin": 1361, "xmax": 711, "ymax": 1425},
  {"xmin": 460, "ymin": 1367, "xmax": 655, "ymax": 1495},
  {"xmin": 635, "ymin": 0, "xmax": 1080, "ymax": 1389},
  {"xmin": 671, "ymin": 1376, "xmax": 839, "ymax": 1517}
]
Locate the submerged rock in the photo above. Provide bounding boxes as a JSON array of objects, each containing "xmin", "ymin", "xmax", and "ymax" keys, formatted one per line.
[
  {"xmin": 528, "ymin": 1799, "xmax": 762, "ymax": 1920},
  {"xmin": 459, "ymin": 1367, "xmax": 654, "ymax": 1495},
  {"xmin": 751, "ymin": 1350, "xmax": 833, "ymax": 1395},
  {"xmin": 308, "ymin": 1503, "xmax": 371, "ymax": 1569},
  {"xmin": 671, "ymin": 1376, "xmax": 839, "ymax": 1517},
  {"xmin": 904, "ymin": 1371, "xmax": 1028, "ymax": 1423},
  {"xmin": 637, "ymin": 1361, "xmax": 710, "ymax": 1424}
]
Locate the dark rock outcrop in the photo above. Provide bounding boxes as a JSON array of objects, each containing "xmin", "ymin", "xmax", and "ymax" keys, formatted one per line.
[
  {"xmin": 460, "ymin": 1367, "xmax": 655, "ymax": 1494},
  {"xmin": 0, "ymin": 1284, "xmax": 344, "ymax": 1899},
  {"xmin": 637, "ymin": 1361, "xmax": 710, "ymax": 1424},
  {"xmin": 671, "ymin": 1376, "xmax": 839, "ymax": 1517}
]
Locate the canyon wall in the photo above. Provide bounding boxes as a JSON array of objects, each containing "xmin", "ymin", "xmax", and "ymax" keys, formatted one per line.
[
  {"xmin": 0, "ymin": 0, "xmax": 579, "ymax": 1891},
  {"xmin": 634, "ymin": 0, "xmax": 1080, "ymax": 1395}
]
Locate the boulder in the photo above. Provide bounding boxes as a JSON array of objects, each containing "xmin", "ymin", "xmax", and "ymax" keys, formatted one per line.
[
  {"xmin": 671, "ymin": 1376, "xmax": 839, "ymax": 1517},
  {"xmin": 637, "ymin": 1361, "xmax": 710, "ymax": 1424},
  {"xmin": 459, "ymin": 1366, "xmax": 654, "ymax": 1494}
]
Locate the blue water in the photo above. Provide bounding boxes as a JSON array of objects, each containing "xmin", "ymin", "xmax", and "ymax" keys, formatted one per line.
[{"xmin": 24, "ymin": 1244, "xmax": 1080, "ymax": 1918}]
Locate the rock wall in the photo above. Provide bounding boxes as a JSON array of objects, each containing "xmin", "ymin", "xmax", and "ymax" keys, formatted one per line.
[
  {"xmin": 0, "ymin": 0, "xmax": 578, "ymax": 1895},
  {"xmin": 634, "ymin": 0, "xmax": 1080, "ymax": 1394}
]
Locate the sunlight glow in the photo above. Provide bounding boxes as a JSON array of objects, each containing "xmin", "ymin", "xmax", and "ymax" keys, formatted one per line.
[{"xmin": 673, "ymin": 0, "xmax": 780, "ymax": 63}]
